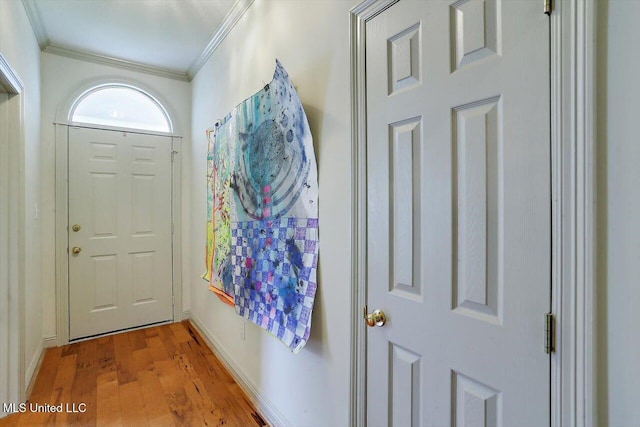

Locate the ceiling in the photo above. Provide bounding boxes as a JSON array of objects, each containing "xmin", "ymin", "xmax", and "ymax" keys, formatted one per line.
[{"xmin": 22, "ymin": 0, "xmax": 253, "ymax": 81}]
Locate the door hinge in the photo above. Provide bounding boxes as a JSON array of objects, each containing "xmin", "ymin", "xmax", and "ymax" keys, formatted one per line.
[
  {"xmin": 545, "ymin": 312, "xmax": 555, "ymax": 354},
  {"xmin": 171, "ymin": 223, "xmax": 174, "ymax": 235},
  {"xmin": 171, "ymin": 150, "xmax": 178, "ymax": 162},
  {"xmin": 544, "ymin": 0, "xmax": 553, "ymax": 15}
]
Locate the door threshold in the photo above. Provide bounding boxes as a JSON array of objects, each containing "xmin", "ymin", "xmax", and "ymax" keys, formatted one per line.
[{"xmin": 69, "ymin": 319, "xmax": 173, "ymax": 343}]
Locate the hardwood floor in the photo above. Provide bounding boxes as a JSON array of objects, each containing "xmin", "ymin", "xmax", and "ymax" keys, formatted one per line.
[{"xmin": 1, "ymin": 321, "xmax": 267, "ymax": 426}]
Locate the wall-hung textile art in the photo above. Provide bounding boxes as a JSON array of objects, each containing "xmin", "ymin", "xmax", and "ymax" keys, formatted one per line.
[{"xmin": 204, "ymin": 60, "xmax": 319, "ymax": 353}]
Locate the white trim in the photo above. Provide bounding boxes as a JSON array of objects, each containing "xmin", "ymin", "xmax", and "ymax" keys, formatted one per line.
[
  {"xmin": 53, "ymin": 122, "xmax": 182, "ymax": 139},
  {"xmin": 22, "ymin": 0, "xmax": 254, "ymax": 82},
  {"xmin": 55, "ymin": 77, "xmax": 182, "ymax": 136},
  {"xmin": 0, "ymin": 55, "xmax": 26, "ymax": 418},
  {"xmin": 54, "ymin": 124, "xmax": 69, "ymax": 346},
  {"xmin": 21, "ymin": 0, "xmax": 49, "ymax": 50},
  {"xmin": 180, "ymin": 310, "xmax": 191, "ymax": 321},
  {"xmin": 69, "ymin": 320, "xmax": 173, "ymax": 344},
  {"xmin": 43, "ymin": 44, "xmax": 190, "ymax": 82},
  {"xmin": 349, "ymin": 0, "xmax": 399, "ymax": 426},
  {"xmin": 24, "ymin": 338, "xmax": 45, "ymax": 399},
  {"xmin": 349, "ymin": 2, "xmax": 398, "ymax": 426},
  {"xmin": 171, "ymin": 138, "xmax": 183, "ymax": 324},
  {"xmin": 550, "ymin": 0, "xmax": 598, "ymax": 425},
  {"xmin": 350, "ymin": 1, "xmax": 598, "ymax": 426},
  {"xmin": 16, "ymin": 93, "xmax": 25, "ymax": 404},
  {"xmin": 43, "ymin": 336, "xmax": 57, "ymax": 348},
  {"xmin": 188, "ymin": 316, "xmax": 290, "ymax": 427},
  {"xmin": 0, "ymin": 90, "xmax": 11, "ymax": 419},
  {"xmin": 55, "ymin": 80, "xmax": 182, "ymax": 346},
  {"xmin": 68, "ymin": 83, "xmax": 174, "ymax": 134},
  {"xmin": 0, "ymin": 54, "xmax": 25, "ymax": 94},
  {"xmin": 55, "ymin": 124, "xmax": 182, "ymax": 346},
  {"xmin": 187, "ymin": 0, "xmax": 255, "ymax": 80}
]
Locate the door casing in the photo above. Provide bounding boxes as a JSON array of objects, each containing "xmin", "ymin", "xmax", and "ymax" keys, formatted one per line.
[
  {"xmin": 55, "ymin": 121, "xmax": 183, "ymax": 345},
  {"xmin": 0, "ymin": 52, "xmax": 26, "ymax": 411},
  {"xmin": 349, "ymin": 0, "xmax": 598, "ymax": 425}
]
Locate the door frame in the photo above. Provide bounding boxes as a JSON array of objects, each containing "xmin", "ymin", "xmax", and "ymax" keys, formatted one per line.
[
  {"xmin": 0, "ymin": 52, "xmax": 26, "ymax": 411},
  {"xmin": 54, "ymin": 110, "xmax": 183, "ymax": 346},
  {"xmin": 349, "ymin": 0, "xmax": 598, "ymax": 426}
]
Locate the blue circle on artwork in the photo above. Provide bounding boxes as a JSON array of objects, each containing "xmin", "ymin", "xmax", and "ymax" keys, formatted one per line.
[
  {"xmin": 246, "ymin": 120, "xmax": 286, "ymax": 188},
  {"xmin": 234, "ymin": 115, "xmax": 309, "ymax": 220},
  {"xmin": 230, "ymin": 76, "xmax": 311, "ymax": 221}
]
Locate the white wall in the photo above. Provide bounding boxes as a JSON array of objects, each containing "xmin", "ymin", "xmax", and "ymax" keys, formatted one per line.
[
  {"xmin": 189, "ymin": 1, "xmax": 354, "ymax": 425},
  {"xmin": 0, "ymin": 0, "xmax": 43, "ymax": 390},
  {"xmin": 597, "ymin": 0, "xmax": 640, "ymax": 425},
  {"xmin": 40, "ymin": 53, "xmax": 192, "ymax": 339}
]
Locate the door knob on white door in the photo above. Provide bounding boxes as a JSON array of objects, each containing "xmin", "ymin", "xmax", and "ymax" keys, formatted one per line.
[
  {"xmin": 364, "ymin": 307, "xmax": 386, "ymax": 327},
  {"xmin": 72, "ymin": 246, "xmax": 82, "ymax": 255}
]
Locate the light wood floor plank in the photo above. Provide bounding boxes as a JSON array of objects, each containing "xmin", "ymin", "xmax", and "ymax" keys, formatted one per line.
[
  {"xmin": 137, "ymin": 369, "xmax": 175, "ymax": 426},
  {"xmin": 156, "ymin": 325, "xmax": 181, "ymax": 359},
  {"xmin": 95, "ymin": 337, "xmax": 116, "ymax": 377},
  {"xmin": 1, "ymin": 321, "xmax": 266, "ymax": 426},
  {"xmin": 154, "ymin": 359, "xmax": 199, "ymax": 426},
  {"xmin": 96, "ymin": 371, "xmax": 122, "ymax": 426},
  {"xmin": 131, "ymin": 347, "xmax": 153, "ymax": 375},
  {"xmin": 118, "ymin": 381, "xmax": 148, "ymax": 427},
  {"xmin": 52, "ymin": 354, "xmax": 77, "ymax": 426},
  {"xmin": 127, "ymin": 330, "xmax": 147, "ymax": 353},
  {"xmin": 169, "ymin": 323, "xmax": 192, "ymax": 344},
  {"xmin": 68, "ymin": 341, "xmax": 98, "ymax": 426},
  {"xmin": 145, "ymin": 336, "xmax": 169, "ymax": 363},
  {"xmin": 112, "ymin": 333, "xmax": 136, "ymax": 385}
]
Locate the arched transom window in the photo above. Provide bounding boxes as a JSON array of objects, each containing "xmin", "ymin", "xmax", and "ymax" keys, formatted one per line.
[{"xmin": 70, "ymin": 84, "xmax": 172, "ymax": 133}]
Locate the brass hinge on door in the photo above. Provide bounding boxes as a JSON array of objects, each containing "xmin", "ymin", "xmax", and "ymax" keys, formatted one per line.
[
  {"xmin": 171, "ymin": 150, "xmax": 178, "ymax": 163},
  {"xmin": 544, "ymin": 0, "xmax": 553, "ymax": 15},
  {"xmin": 545, "ymin": 312, "xmax": 555, "ymax": 354}
]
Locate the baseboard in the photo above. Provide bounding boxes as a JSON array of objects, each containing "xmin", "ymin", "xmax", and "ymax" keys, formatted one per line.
[
  {"xmin": 43, "ymin": 336, "xmax": 57, "ymax": 348},
  {"xmin": 181, "ymin": 310, "xmax": 191, "ymax": 321},
  {"xmin": 24, "ymin": 338, "xmax": 46, "ymax": 399},
  {"xmin": 188, "ymin": 316, "xmax": 290, "ymax": 427}
]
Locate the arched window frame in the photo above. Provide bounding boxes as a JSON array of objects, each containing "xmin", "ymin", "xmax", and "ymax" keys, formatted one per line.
[{"xmin": 68, "ymin": 83, "xmax": 174, "ymax": 134}]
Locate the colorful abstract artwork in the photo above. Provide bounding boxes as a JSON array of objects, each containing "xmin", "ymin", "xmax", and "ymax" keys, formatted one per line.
[{"xmin": 204, "ymin": 60, "xmax": 319, "ymax": 353}]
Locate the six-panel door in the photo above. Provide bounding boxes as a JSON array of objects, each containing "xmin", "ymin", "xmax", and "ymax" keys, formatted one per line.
[
  {"xmin": 366, "ymin": 0, "xmax": 551, "ymax": 425},
  {"xmin": 69, "ymin": 127, "xmax": 173, "ymax": 340}
]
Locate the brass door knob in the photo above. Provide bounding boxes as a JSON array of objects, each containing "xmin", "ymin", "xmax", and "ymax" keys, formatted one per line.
[
  {"xmin": 365, "ymin": 308, "xmax": 387, "ymax": 327},
  {"xmin": 72, "ymin": 224, "xmax": 81, "ymax": 232},
  {"xmin": 72, "ymin": 247, "xmax": 82, "ymax": 255}
]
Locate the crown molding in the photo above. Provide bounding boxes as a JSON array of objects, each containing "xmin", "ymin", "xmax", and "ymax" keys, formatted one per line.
[
  {"xmin": 21, "ymin": 0, "xmax": 254, "ymax": 82},
  {"xmin": 43, "ymin": 44, "xmax": 190, "ymax": 82},
  {"xmin": 0, "ymin": 53, "xmax": 24, "ymax": 94},
  {"xmin": 21, "ymin": 0, "xmax": 49, "ymax": 49},
  {"xmin": 187, "ymin": 0, "xmax": 255, "ymax": 80}
]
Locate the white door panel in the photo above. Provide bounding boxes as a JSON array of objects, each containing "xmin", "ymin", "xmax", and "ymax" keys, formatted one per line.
[
  {"xmin": 69, "ymin": 127, "xmax": 173, "ymax": 339},
  {"xmin": 366, "ymin": 0, "xmax": 550, "ymax": 425}
]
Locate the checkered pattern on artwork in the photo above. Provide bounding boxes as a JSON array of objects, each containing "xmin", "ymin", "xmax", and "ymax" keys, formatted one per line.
[{"xmin": 231, "ymin": 217, "xmax": 319, "ymax": 353}]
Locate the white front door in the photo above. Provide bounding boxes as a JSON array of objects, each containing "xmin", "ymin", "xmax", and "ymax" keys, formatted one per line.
[
  {"xmin": 68, "ymin": 127, "xmax": 173, "ymax": 340},
  {"xmin": 365, "ymin": 0, "xmax": 550, "ymax": 425}
]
